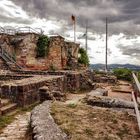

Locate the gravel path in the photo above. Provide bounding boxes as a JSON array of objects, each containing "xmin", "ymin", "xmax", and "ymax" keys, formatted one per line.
[{"xmin": 0, "ymin": 112, "xmax": 30, "ymax": 140}]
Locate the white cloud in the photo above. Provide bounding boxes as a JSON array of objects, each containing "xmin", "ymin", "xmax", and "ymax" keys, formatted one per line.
[{"xmin": 1, "ymin": 0, "xmax": 140, "ymax": 65}]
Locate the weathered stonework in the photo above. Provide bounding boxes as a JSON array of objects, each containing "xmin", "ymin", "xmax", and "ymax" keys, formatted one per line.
[
  {"xmin": 0, "ymin": 70, "xmax": 94, "ymax": 107},
  {"xmin": 31, "ymin": 101, "xmax": 67, "ymax": 140},
  {"xmin": 0, "ymin": 33, "xmax": 80, "ymax": 71},
  {"xmin": 1, "ymin": 75, "xmax": 66, "ymax": 107},
  {"xmin": 93, "ymin": 74, "xmax": 117, "ymax": 83}
]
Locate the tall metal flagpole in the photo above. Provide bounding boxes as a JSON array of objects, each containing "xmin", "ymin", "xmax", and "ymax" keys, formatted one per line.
[
  {"xmin": 74, "ymin": 18, "xmax": 76, "ymax": 42},
  {"xmin": 105, "ymin": 17, "xmax": 108, "ymax": 72},
  {"xmin": 85, "ymin": 21, "xmax": 88, "ymax": 53}
]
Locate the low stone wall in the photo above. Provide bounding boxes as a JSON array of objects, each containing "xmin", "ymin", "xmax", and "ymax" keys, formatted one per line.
[
  {"xmin": 1, "ymin": 75, "xmax": 65, "ymax": 107},
  {"xmin": 15, "ymin": 70, "xmax": 94, "ymax": 92},
  {"xmin": 31, "ymin": 101, "xmax": 67, "ymax": 140},
  {"xmin": 93, "ymin": 74, "xmax": 117, "ymax": 83},
  {"xmin": 66, "ymin": 70, "xmax": 95, "ymax": 92}
]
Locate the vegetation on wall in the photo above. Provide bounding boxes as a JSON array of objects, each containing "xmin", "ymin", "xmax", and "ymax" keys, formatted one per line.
[
  {"xmin": 78, "ymin": 48, "xmax": 89, "ymax": 66},
  {"xmin": 113, "ymin": 68, "xmax": 132, "ymax": 81},
  {"xmin": 36, "ymin": 35, "xmax": 49, "ymax": 57}
]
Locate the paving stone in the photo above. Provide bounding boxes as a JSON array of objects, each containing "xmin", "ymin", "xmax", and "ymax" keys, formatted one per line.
[{"xmin": 0, "ymin": 112, "xmax": 30, "ymax": 139}]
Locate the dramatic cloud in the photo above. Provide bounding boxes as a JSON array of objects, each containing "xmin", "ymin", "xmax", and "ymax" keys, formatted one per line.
[
  {"xmin": 12, "ymin": 0, "xmax": 140, "ymax": 34},
  {"xmin": 1, "ymin": 0, "xmax": 140, "ymax": 65}
]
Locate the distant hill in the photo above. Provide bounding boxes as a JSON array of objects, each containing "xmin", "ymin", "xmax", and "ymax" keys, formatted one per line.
[{"xmin": 90, "ymin": 64, "xmax": 140, "ymax": 70}]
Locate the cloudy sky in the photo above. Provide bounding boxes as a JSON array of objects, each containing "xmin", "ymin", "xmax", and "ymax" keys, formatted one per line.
[{"xmin": 1, "ymin": 0, "xmax": 140, "ymax": 65}]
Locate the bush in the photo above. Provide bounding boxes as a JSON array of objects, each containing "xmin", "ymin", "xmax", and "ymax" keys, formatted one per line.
[
  {"xmin": 36, "ymin": 35, "xmax": 49, "ymax": 57},
  {"xmin": 78, "ymin": 48, "xmax": 89, "ymax": 66},
  {"xmin": 113, "ymin": 68, "xmax": 132, "ymax": 81}
]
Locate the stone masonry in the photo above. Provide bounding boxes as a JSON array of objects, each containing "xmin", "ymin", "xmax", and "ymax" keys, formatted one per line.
[
  {"xmin": 0, "ymin": 112, "xmax": 30, "ymax": 140},
  {"xmin": 1, "ymin": 75, "xmax": 66, "ymax": 107},
  {"xmin": 0, "ymin": 70, "xmax": 94, "ymax": 107},
  {"xmin": 0, "ymin": 33, "xmax": 80, "ymax": 71},
  {"xmin": 31, "ymin": 101, "xmax": 67, "ymax": 140}
]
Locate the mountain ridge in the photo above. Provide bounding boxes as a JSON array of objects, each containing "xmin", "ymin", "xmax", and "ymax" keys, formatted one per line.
[{"xmin": 90, "ymin": 63, "xmax": 140, "ymax": 70}]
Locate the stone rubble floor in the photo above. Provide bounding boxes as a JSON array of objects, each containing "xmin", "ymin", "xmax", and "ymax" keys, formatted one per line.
[{"xmin": 0, "ymin": 112, "xmax": 30, "ymax": 140}]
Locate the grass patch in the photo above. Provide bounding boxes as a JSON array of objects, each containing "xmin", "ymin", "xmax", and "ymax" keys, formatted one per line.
[
  {"xmin": 67, "ymin": 103, "xmax": 77, "ymax": 108},
  {"xmin": 0, "ymin": 115, "xmax": 15, "ymax": 131}
]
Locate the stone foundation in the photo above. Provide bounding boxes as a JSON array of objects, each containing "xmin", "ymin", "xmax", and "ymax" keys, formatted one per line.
[
  {"xmin": 0, "ymin": 70, "xmax": 94, "ymax": 107},
  {"xmin": 1, "ymin": 75, "xmax": 65, "ymax": 107},
  {"xmin": 93, "ymin": 74, "xmax": 117, "ymax": 83}
]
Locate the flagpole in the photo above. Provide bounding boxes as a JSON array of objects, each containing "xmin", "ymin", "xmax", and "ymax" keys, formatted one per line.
[
  {"xmin": 85, "ymin": 21, "xmax": 88, "ymax": 53},
  {"xmin": 105, "ymin": 17, "xmax": 108, "ymax": 72},
  {"xmin": 74, "ymin": 20, "xmax": 76, "ymax": 42}
]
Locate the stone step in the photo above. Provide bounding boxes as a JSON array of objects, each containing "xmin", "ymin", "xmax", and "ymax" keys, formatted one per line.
[
  {"xmin": 1, "ymin": 103, "xmax": 17, "ymax": 115},
  {"xmin": 1, "ymin": 99, "xmax": 11, "ymax": 107}
]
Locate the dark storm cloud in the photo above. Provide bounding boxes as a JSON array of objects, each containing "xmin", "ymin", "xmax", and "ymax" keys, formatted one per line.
[{"xmin": 9, "ymin": 0, "xmax": 140, "ymax": 35}]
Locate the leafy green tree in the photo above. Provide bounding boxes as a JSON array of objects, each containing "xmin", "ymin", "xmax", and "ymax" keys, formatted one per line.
[
  {"xmin": 113, "ymin": 68, "xmax": 132, "ymax": 81},
  {"xmin": 36, "ymin": 35, "xmax": 49, "ymax": 57},
  {"xmin": 78, "ymin": 48, "xmax": 89, "ymax": 66}
]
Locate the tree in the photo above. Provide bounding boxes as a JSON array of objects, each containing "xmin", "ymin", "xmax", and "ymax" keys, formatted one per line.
[
  {"xmin": 78, "ymin": 48, "xmax": 89, "ymax": 66},
  {"xmin": 113, "ymin": 68, "xmax": 132, "ymax": 81},
  {"xmin": 36, "ymin": 35, "xmax": 49, "ymax": 57}
]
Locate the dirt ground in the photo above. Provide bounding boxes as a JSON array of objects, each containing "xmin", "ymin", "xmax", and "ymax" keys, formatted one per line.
[
  {"xmin": 51, "ymin": 101, "xmax": 140, "ymax": 140},
  {"xmin": 51, "ymin": 80, "xmax": 140, "ymax": 140},
  {"xmin": 97, "ymin": 80, "xmax": 133, "ymax": 101}
]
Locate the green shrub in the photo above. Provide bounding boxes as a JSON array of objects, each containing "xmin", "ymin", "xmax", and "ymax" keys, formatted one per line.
[
  {"xmin": 78, "ymin": 48, "xmax": 89, "ymax": 66},
  {"xmin": 113, "ymin": 68, "xmax": 132, "ymax": 81},
  {"xmin": 36, "ymin": 35, "xmax": 49, "ymax": 57}
]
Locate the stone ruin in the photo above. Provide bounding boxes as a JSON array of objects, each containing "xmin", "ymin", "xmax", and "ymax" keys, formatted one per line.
[
  {"xmin": 0, "ymin": 33, "xmax": 79, "ymax": 71},
  {"xmin": 0, "ymin": 30, "xmax": 96, "ymax": 117}
]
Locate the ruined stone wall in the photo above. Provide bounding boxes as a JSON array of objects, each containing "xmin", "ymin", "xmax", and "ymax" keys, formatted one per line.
[
  {"xmin": 13, "ymin": 34, "xmax": 66, "ymax": 70},
  {"xmin": 65, "ymin": 70, "xmax": 94, "ymax": 92},
  {"xmin": 64, "ymin": 41, "xmax": 79, "ymax": 60},
  {"xmin": 1, "ymin": 75, "xmax": 66, "ymax": 107},
  {"xmin": 0, "ymin": 34, "xmax": 15, "ymax": 55},
  {"xmin": 13, "ymin": 34, "xmax": 74, "ymax": 70},
  {"xmin": 13, "ymin": 33, "xmax": 39, "ymax": 67},
  {"xmin": 64, "ymin": 41, "xmax": 79, "ymax": 69},
  {"xmin": 45, "ymin": 36, "xmax": 65, "ymax": 69},
  {"xmin": 0, "ymin": 70, "xmax": 93, "ymax": 106},
  {"xmin": 0, "ymin": 33, "xmax": 79, "ymax": 70}
]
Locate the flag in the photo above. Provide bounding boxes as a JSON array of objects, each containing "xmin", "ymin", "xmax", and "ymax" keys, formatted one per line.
[{"xmin": 71, "ymin": 15, "xmax": 76, "ymax": 23}]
